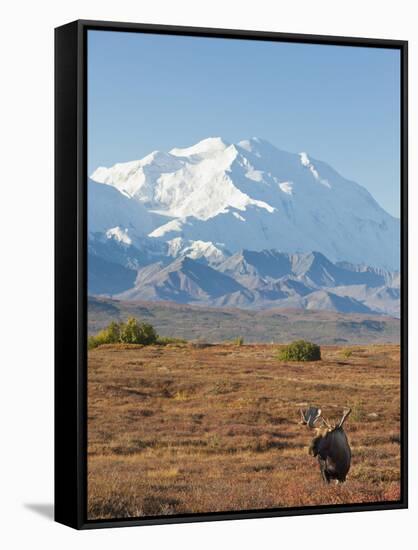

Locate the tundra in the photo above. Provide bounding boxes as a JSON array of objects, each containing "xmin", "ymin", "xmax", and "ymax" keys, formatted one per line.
[{"xmin": 300, "ymin": 407, "xmax": 352, "ymax": 483}]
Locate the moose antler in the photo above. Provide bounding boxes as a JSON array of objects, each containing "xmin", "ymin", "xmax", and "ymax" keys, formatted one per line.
[
  {"xmin": 308, "ymin": 408, "xmax": 321, "ymax": 427},
  {"xmin": 309, "ymin": 408, "xmax": 322, "ymax": 428},
  {"xmin": 319, "ymin": 415, "xmax": 332, "ymax": 429},
  {"xmin": 338, "ymin": 408, "xmax": 352, "ymax": 428},
  {"xmin": 299, "ymin": 407, "xmax": 322, "ymax": 428},
  {"xmin": 299, "ymin": 408, "xmax": 306, "ymax": 424}
]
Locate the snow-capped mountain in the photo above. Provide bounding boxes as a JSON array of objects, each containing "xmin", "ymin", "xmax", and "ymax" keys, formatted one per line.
[
  {"xmin": 166, "ymin": 238, "xmax": 229, "ymax": 265},
  {"xmin": 91, "ymin": 136, "xmax": 400, "ymax": 270},
  {"xmin": 87, "ymin": 137, "xmax": 400, "ymax": 315}
]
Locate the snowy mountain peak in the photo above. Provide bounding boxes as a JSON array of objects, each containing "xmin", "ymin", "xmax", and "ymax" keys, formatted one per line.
[
  {"xmin": 170, "ymin": 136, "xmax": 229, "ymax": 158},
  {"xmin": 167, "ymin": 237, "xmax": 229, "ymax": 265},
  {"xmin": 141, "ymin": 149, "xmax": 177, "ymax": 166},
  {"xmin": 89, "ymin": 136, "xmax": 400, "ymax": 270},
  {"xmin": 237, "ymin": 137, "xmax": 273, "ymax": 153}
]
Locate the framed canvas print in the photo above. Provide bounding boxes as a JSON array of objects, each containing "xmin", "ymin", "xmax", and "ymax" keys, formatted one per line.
[{"xmin": 55, "ymin": 20, "xmax": 408, "ymax": 529}]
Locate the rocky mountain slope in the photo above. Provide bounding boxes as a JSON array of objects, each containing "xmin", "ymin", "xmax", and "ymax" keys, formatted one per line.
[{"xmin": 88, "ymin": 137, "xmax": 400, "ymax": 316}]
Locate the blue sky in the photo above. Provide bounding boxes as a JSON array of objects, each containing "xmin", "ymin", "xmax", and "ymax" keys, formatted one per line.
[{"xmin": 88, "ymin": 30, "xmax": 400, "ymax": 217}]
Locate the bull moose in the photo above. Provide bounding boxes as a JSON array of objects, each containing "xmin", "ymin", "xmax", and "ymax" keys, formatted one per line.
[{"xmin": 300, "ymin": 407, "xmax": 352, "ymax": 483}]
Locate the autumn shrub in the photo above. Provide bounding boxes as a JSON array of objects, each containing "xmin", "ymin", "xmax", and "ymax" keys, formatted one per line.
[
  {"xmin": 232, "ymin": 336, "xmax": 244, "ymax": 346},
  {"xmin": 89, "ymin": 318, "xmax": 158, "ymax": 348},
  {"xmin": 278, "ymin": 340, "xmax": 321, "ymax": 361}
]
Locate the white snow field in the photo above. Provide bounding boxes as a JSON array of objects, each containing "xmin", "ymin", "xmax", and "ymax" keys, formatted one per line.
[{"xmin": 91, "ymin": 136, "xmax": 399, "ymax": 270}]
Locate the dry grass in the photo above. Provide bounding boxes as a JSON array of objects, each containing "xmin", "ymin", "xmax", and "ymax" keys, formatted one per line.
[{"xmin": 87, "ymin": 343, "xmax": 401, "ymax": 519}]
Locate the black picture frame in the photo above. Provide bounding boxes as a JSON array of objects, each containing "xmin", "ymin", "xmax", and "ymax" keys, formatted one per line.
[{"xmin": 55, "ymin": 19, "xmax": 408, "ymax": 530}]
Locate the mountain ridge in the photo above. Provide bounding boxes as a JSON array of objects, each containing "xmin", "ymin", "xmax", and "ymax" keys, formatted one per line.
[
  {"xmin": 91, "ymin": 136, "xmax": 399, "ymax": 270},
  {"xmin": 88, "ymin": 241, "xmax": 399, "ymax": 316},
  {"xmin": 87, "ymin": 137, "xmax": 400, "ymax": 316}
]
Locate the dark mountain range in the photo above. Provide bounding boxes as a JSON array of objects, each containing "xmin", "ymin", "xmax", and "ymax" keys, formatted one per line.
[{"xmin": 88, "ymin": 240, "xmax": 399, "ymax": 316}]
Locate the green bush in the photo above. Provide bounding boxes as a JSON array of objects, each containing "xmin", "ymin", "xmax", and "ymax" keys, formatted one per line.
[
  {"xmin": 88, "ymin": 336, "xmax": 99, "ymax": 350},
  {"xmin": 119, "ymin": 317, "xmax": 142, "ymax": 344},
  {"xmin": 105, "ymin": 321, "xmax": 122, "ymax": 343},
  {"xmin": 119, "ymin": 318, "xmax": 158, "ymax": 345},
  {"xmin": 89, "ymin": 317, "xmax": 158, "ymax": 348},
  {"xmin": 278, "ymin": 340, "xmax": 321, "ymax": 361},
  {"xmin": 232, "ymin": 336, "xmax": 244, "ymax": 346}
]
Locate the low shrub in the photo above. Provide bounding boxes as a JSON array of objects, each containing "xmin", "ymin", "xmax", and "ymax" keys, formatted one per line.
[
  {"xmin": 157, "ymin": 336, "xmax": 188, "ymax": 346},
  {"xmin": 89, "ymin": 317, "xmax": 158, "ymax": 349},
  {"xmin": 232, "ymin": 336, "xmax": 244, "ymax": 346},
  {"xmin": 278, "ymin": 340, "xmax": 321, "ymax": 361},
  {"xmin": 119, "ymin": 318, "xmax": 158, "ymax": 345},
  {"xmin": 88, "ymin": 336, "xmax": 99, "ymax": 350}
]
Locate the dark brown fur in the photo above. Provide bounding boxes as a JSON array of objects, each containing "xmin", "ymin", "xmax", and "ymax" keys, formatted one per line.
[{"xmin": 309, "ymin": 425, "xmax": 351, "ymax": 483}]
